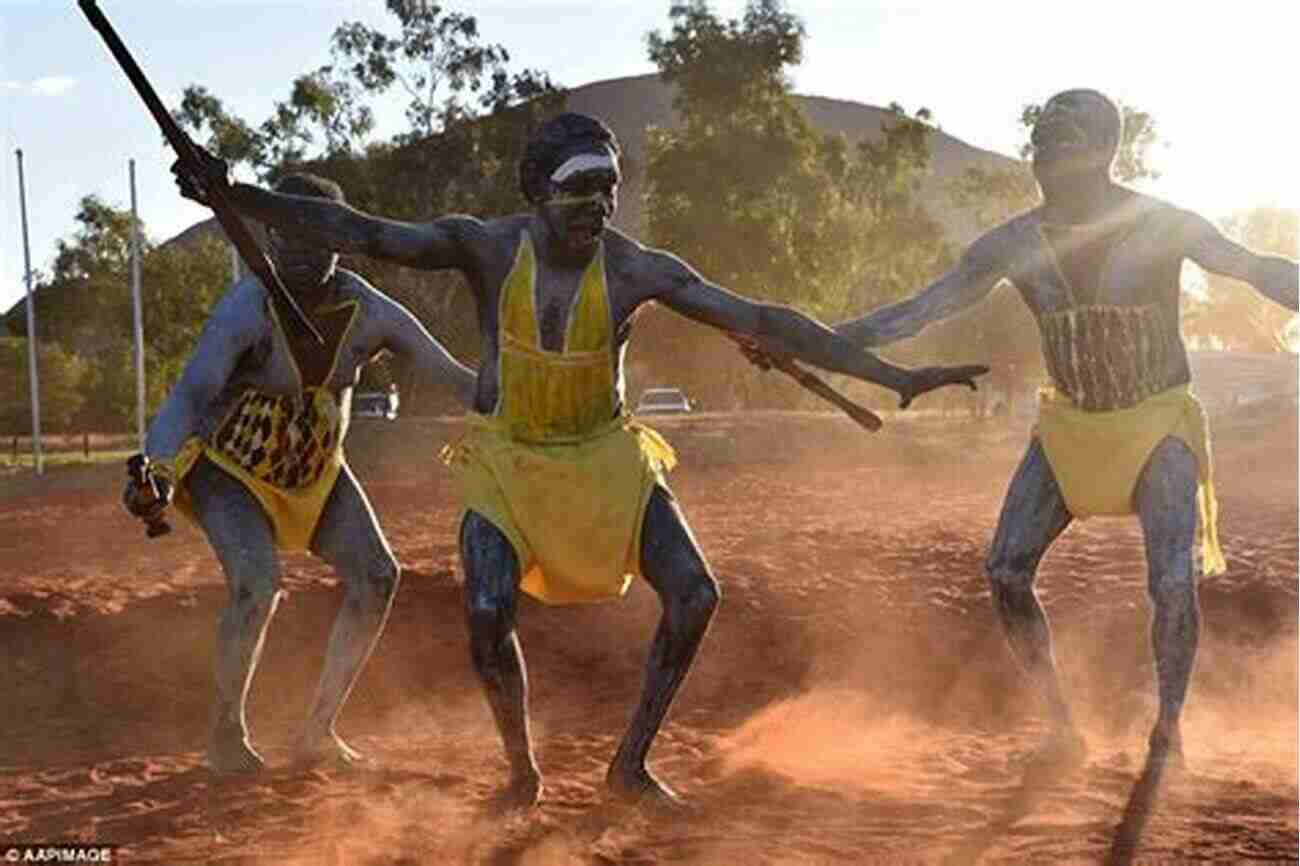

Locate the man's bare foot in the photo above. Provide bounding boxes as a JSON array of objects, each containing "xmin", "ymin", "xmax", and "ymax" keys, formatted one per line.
[
  {"xmin": 488, "ymin": 769, "xmax": 544, "ymax": 814},
  {"xmin": 293, "ymin": 730, "xmax": 371, "ymax": 771},
  {"xmin": 1022, "ymin": 726, "xmax": 1087, "ymax": 779},
  {"xmin": 208, "ymin": 723, "xmax": 265, "ymax": 776},
  {"xmin": 606, "ymin": 764, "xmax": 688, "ymax": 814}
]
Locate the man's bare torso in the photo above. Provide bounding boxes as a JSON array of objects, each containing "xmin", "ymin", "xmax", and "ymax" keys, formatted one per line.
[
  {"xmin": 991, "ymin": 192, "xmax": 1194, "ymax": 393},
  {"xmin": 453, "ymin": 214, "xmax": 677, "ymax": 416}
]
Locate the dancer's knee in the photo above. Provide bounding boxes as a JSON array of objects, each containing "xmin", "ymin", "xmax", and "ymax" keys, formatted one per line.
[
  {"xmin": 678, "ymin": 570, "xmax": 720, "ymax": 627},
  {"xmin": 466, "ymin": 598, "xmax": 512, "ymax": 674},
  {"xmin": 658, "ymin": 570, "xmax": 718, "ymax": 669}
]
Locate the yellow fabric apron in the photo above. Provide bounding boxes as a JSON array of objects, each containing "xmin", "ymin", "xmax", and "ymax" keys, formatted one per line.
[
  {"xmin": 1035, "ymin": 384, "xmax": 1225, "ymax": 575},
  {"xmin": 441, "ymin": 232, "xmax": 675, "ymax": 604},
  {"xmin": 163, "ymin": 298, "xmax": 358, "ymax": 551}
]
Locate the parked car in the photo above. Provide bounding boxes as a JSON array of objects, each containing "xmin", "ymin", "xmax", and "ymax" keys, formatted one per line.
[
  {"xmin": 352, "ymin": 385, "xmax": 400, "ymax": 420},
  {"xmin": 635, "ymin": 387, "xmax": 693, "ymax": 414}
]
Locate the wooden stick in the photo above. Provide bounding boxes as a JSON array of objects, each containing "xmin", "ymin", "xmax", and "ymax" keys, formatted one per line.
[
  {"xmin": 79, "ymin": 0, "xmax": 323, "ymax": 346},
  {"xmin": 726, "ymin": 334, "xmax": 883, "ymax": 432}
]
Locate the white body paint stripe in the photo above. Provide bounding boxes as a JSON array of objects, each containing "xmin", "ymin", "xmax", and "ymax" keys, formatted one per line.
[{"xmin": 551, "ymin": 152, "xmax": 616, "ymax": 183}]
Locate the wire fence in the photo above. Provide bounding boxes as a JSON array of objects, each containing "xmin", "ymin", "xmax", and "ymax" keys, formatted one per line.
[{"xmin": 2, "ymin": 432, "xmax": 138, "ymax": 466}]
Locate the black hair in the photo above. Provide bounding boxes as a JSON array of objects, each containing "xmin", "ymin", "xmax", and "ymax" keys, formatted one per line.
[
  {"xmin": 518, "ymin": 112, "xmax": 620, "ymax": 204},
  {"xmin": 1049, "ymin": 89, "xmax": 1123, "ymax": 155}
]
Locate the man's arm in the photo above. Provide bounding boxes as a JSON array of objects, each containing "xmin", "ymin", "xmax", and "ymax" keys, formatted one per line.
[
  {"xmin": 1182, "ymin": 210, "xmax": 1299, "ymax": 312},
  {"xmin": 229, "ymin": 184, "xmax": 481, "ymax": 272},
  {"xmin": 835, "ymin": 230, "xmax": 1009, "ymax": 347},
  {"xmin": 173, "ymin": 147, "xmax": 478, "ymax": 272},
  {"xmin": 372, "ymin": 291, "xmax": 479, "ymax": 410},
  {"xmin": 144, "ymin": 280, "xmax": 260, "ymax": 466},
  {"xmin": 648, "ymin": 249, "xmax": 984, "ymax": 397}
]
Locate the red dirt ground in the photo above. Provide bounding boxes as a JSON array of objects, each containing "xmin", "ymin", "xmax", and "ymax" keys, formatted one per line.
[{"xmin": 0, "ymin": 407, "xmax": 1295, "ymax": 864}]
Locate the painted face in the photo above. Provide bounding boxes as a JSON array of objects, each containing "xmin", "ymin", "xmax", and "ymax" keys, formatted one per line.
[
  {"xmin": 539, "ymin": 148, "xmax": 620, "ymax": 258},
  {"xmin": 1030, "ymin": 91, "xmax": 1117, "ymax": 179},
  {"xmin": 267, "ymin": 226, "xmax": 337, "ymax": 294}
]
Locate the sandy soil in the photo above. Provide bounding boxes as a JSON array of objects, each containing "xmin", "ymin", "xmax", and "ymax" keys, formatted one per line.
[{"xmin": 0, "ymin": 407, "xmax": 1295, "ymax": 865}]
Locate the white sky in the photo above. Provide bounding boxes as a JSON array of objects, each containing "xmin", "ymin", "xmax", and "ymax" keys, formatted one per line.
[{"xmin": 1, "ymin": 1, "xmax": 1296, "ymax": 313}]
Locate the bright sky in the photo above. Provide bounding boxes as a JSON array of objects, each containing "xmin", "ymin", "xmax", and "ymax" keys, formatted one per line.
[{"xmin": 1, "ymin": 1, "xmax": 1296, "ymax": 314}]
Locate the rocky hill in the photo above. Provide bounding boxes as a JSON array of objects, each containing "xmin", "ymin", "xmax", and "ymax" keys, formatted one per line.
[
  {"xmin": 156, "ymin": 72, "xmax": 1023, "ymax": 260},
  {"xmin": 566, "ymin": 73, "xmax": 1020, "ymax": 242}
]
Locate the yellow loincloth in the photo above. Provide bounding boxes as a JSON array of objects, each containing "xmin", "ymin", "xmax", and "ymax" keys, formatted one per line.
[
  {"xmin": 443, "ymin": 229, "xmax": 678, "ymax": 605},
  {"xmin": 164, "ymin": 388, "xmax": 345, "ymax": 551},
  {"xmin": 1035, "ymin": 384, "xmax": 1225, "ymax": 575},
  {"xmin": 441, "ymin": 415, "xmax": 676, "ymax": 605}
]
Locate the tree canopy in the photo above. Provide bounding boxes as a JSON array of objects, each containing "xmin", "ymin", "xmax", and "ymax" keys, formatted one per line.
[
  {"xmin": 1, "ymin": 339, "xmax": 86, "ymax": 435},
  {"xmin": 29, "ymin": 1, "xmax": 1287, "ymax": 431},
  {"xmin": 175, "ymin": 0, "xmax": 559, "ymax": 183},
  {"xmin": 4, "ymin": 196, "xmax": 231, "ymax": 433},
  {"xmin": 637, "ymin": 0, "xmax": 955, "ymax": 410}
]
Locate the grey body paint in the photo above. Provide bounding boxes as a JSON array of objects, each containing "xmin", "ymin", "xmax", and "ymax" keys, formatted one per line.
[
  {"xmin": 837, "ymin": 91, "xmax": 1297, "ymax": 765},
  {"xmin": 147, "ymin": 267, "xmax": 474, "ymax": 773}
]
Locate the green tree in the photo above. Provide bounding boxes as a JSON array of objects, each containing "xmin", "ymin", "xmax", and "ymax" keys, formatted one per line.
[
  {"xmin": 176, "ymin": 0, "xmax": 559, "ymax": 183},
  {"xmin": 77, "ymin": 340, "xmax": 177, "ymax": 432},
  {"xmin": 944, "ymin": 164, "xmax": 1038, "ymax": 233},
  {"xmin": 842, "ymin": 103, "xmax": 956, "ymax": 310},
  {"xmin": 0, "ymin": 339, "xmax": 87, "ymax": 434},
  {"xmin": 32, "ymin": 196, "xmax": 137, "ymax": 351},
  {"xmin": 139, "ymin": 236, "xmax": 233, "ymax": 373},
  {"xmin": 330, "ymin": 1, "xmax": 508, "ymax": 145},
  {"xmin": 8, "ymin": 197, "xmax": 233, "ymax": 431},
  {"xmin": 1185, "ymin": 206, "xmax": 1299, "ymax": 352},
  {"xmin": 72, "ymin": 233, "xmax": 230, "ymax": 431},
  {"xmin": 646, "ymin": 0, "xmax": 853, "ymax": 310},
  {"xmin": 41, "ymin": 199, "xmax": 230, "ymax": 356},
  {"xmin": 76, "ymin": 233, "xmax": 231, "ymax": 432},
  {"xmin": 640, "ymin": 0, "xmax": 952, "ymax": 409}
]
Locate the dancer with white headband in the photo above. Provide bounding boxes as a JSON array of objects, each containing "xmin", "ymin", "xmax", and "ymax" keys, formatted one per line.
[{"xmin": 171, "ymin": 112, "xmax": 988, "ymax": 810}]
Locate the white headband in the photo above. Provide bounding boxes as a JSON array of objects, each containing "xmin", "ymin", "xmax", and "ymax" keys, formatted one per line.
[{"xmin": 550, "ymin": 151, "xmax": 616, "ymax": 183}]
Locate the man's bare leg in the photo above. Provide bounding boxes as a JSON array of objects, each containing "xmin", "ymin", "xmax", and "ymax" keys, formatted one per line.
[
  {"xmin": 1134, "ymin": 438, "xmax": 1201, "ymax": 766},
  {"xmin": 189, "ymin": 458, "xmax": 283, "ymax": 775},
  {"xmin": 298, "ymin": 465, "xmax": 401, "ymax": 767},
  {"xmin": 607, "ymin": 485, "xmax": 720, "ymax": 807},
  {"xmin": 986, "ymin": 440, "xmax": 1083, "ymax": 759},
  {"xmin": 460, "ymin": 511, "xmax": 541, "ymax": 808}
]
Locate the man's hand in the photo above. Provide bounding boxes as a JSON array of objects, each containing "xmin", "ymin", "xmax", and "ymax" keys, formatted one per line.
[
  {"xmin": 123, "ymin": 454, "xmax": 173, "ymax": 537},
  {"xmin": 170, "ymin": 141, "xmax": 230, "ymax": 207},
  {"xmin": 897, "ymin": 364, "xmax": 989, "ymax": 409}
]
